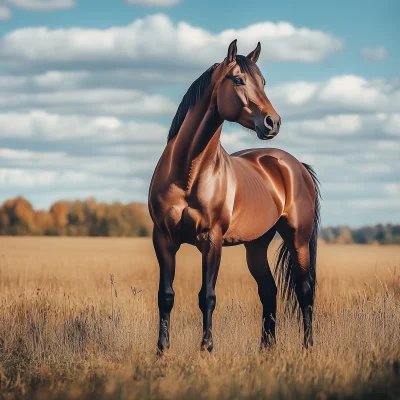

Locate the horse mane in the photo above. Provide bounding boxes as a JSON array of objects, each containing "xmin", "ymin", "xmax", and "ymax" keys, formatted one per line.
[
  {"xmin": 167, "ymin": 63, "xmax": 220, "ymax": 142},
  {"xmin": 167, "ymin": 55, "xmax": 265, "ymax": 143}
]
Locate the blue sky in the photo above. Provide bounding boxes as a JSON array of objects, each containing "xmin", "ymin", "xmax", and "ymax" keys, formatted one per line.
[{"xmin": 0, "ymin": 0, "xmax": 399, "ymax": 227}]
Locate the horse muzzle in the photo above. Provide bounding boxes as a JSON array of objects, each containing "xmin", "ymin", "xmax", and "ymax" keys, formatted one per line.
[{"xmin": 255, "ymin": 115, "xmax": 281, "ymax": 140}]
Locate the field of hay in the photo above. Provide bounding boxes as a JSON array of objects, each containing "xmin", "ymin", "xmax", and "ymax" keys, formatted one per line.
[{"xmin": 0, "ymin": 237, "xmax": 399, "ymax": 399}]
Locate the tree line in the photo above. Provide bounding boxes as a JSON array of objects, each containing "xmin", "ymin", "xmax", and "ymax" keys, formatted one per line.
[
  {"xmin": 0, "ymin": 196, "xmax": 399, "ymax": 244},
  {"xmin": 0, "ymin": 197, "xmax": 152, "ymax": 237},
  {"xmin": 319, "ymin": 225, "xmax": 400, "ymax": 245}
]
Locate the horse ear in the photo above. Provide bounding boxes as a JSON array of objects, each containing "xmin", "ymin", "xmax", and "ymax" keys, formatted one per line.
[
  {"xmin": 226, "ymin": 39, "xmax": 237, "ymax": 64},
  {"xmin": 247, "ymin": 42, "xmax": 261, "ymax": 63}
]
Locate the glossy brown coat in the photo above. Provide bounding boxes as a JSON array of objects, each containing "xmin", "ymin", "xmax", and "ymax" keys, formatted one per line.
[{"xmin": 148, "ymin": 40, "xmax": 320, "ymax": 353}]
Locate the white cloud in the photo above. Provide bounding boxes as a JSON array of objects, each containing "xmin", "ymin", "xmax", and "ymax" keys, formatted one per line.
[
  {"xmin": 0, "ymin": 69, "xmax": 194, "ymax": 92},
  {"xmin": 383, "ymin": 113, "xmax": 400, "ymax": 135},
  {"xmin": 0, "ymin": 111, "xmax": 168, "ymax": 141},
  {"xmin": 345, "ymin": 199, "xmax": 399, "ymax": 210},
  {"xmin": 384, "ymin": 183, "xmax": 400, "ymax": 195},
  {"xmin": 0, "ymin": 5, "xmax": 11, "ymax": 20},
  {"xmin": 268, "ymin": 75, "xmax": 400, "ymax": 118},
  {"xmin": 0, "ymin": 147, "xmax": 155, "ymax": 176},
  {"xmin": 0, "ymin": 147, "xmax": 65, "ymax": 162},
  {"xmin": 2, "ymin": 73, "xmax": 399, "ymax": 123},
  {"xmin": 28, "ymin": 187, "xmax": 146, "ymax": 210},
  {"xmin": 282, "ymin": 113, "xmax": 400, "ymax": 137},
  {"xmin": 125, "ymin": 0, "xmax": 182, "ymax": 7},
  {"xmin": 323, "ymin": 182, "xmax": 400, "ymax": 196},
  {"xmin": 293, "ymin": 114, "xmax": 362, "ymax": 136},
  {"xmin": 0, "ymin": 148, "xmax": 152, "ymax": 206},
  {"xmin": 0, "ymin": 14, "xmax": 343, "ymax": 70},
  {"xmin": 5, "ymin": 0, "xmax": 75, "ymax": 11},
  {"xmin": 361, "ymin": 46, "xmax": 388, "ymax": 61},
  {"xmin": 0, "ymin": 168, "xmax": 143, "ymax": 189},
  {"xmin": 0, "ymin": 88, "xmax": 177, "ymax": 116},
  {"xmin": 376, "ymin": 140, "xmax": 400, "ymax": 151},
  {"xmin": 32, "ymin": 70, "xmax": 88, "ymax": 88}
]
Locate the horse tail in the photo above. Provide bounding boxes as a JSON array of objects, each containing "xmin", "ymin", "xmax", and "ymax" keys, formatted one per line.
[
  {"xmin": 274, "ymin": 163, "xmax": 321, "ymax": 314},
  {"xmin": 302, "ymin": 163, "xmax": 321, "ymax": 301}
]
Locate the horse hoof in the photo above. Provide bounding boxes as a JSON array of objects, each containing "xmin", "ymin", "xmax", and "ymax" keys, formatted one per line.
[
  {"xmin": 260, "ymin": 335, "xmax": 276, "ymax": 351},
  {"xmin": 201, "ymin": 340, "xmax": 213, "ymax": 353},
  {"xmin": 156, "ymin": 346, "xmax": 173, "ymax": 358},
  {"xmin": 157, "ymin": 340, "xmax": 171, "ymax": 357},
  {"xmin": 259, "ymin": 342, "xmax": 274, "ymax": 353},
  {"xmin": 303, "ymin": 338, "xmax": 313, "ymax": 349}
]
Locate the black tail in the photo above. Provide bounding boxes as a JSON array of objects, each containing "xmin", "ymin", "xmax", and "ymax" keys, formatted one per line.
[{"xmin": 274, "ymin": 163, "xmax": 321, "ymax": 314}]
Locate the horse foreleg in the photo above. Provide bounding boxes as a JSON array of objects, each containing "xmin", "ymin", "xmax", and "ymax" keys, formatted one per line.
[
  {"xmin": 153, "ymin": 227, "xmax": 180, "ymax": 354},
  {"xmin": 198, "ymin": 229, "xmax": 222, "ymax": 352}
]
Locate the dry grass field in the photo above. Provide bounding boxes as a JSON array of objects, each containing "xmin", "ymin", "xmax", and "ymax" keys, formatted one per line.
[{"xmin": 0, "ymin": 237, "xmax": 399, "ymax": 399}]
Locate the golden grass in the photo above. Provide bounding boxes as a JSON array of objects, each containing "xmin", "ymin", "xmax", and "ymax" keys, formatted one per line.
[{"xmin": 0, "ymin": 237, "xmax": 399, "ymax": 399}]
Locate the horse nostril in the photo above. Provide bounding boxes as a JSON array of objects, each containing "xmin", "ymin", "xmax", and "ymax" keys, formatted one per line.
[
  {"xmin": 277, "ymin": 117, "xmax": 281, "ymax": 129},
  {"xmin": 264, "ymin": 116, "xmax": 274, "ymax": 131}
]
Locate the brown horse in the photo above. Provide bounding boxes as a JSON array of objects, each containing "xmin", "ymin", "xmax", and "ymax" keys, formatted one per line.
[{"xmin": 148, "ymin": 40, "xmax": 321, "ymax": 353}]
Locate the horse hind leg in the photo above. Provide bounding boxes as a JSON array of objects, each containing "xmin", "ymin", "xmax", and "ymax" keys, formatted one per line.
[
  {"xmin": 276, "ymin": 216, "xmax": 315, "ymax": 348},
  {"xmin": 245, "ymin": 228, "xmax": 277, "ymax": 349}
]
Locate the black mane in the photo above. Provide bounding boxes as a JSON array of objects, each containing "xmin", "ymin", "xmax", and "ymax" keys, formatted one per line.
[
  {"xmin": 167, "ymin": 55, "xmax": 265, "ymax": 143},
  {"xmin": 167, "ymin": 63, "xmax": 220, "ymax": 142}
]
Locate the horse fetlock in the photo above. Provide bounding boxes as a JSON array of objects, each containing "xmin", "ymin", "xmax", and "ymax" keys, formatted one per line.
[
  {"xmin": 303, "ymin": 328, "xmax": 314, "ymax": 349},
  {"xmin": 201, "ymin": 331, "xmax": 214, "ymax": 352},
  {"xmin": 260, "ymin": 335, "xmax": 276, "ymax": 350}
]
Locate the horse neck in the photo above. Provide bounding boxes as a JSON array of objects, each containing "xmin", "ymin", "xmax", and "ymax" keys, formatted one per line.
[{"xmin": 171, "ymin": 90, "xmax": 224, "ymax": 186}]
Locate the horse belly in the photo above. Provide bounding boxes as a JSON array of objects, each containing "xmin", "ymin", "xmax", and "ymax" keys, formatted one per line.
[
  {"xmin": 223, "ymin": 158, "xmax": 283, "ymax": 244},
  {"xmin": 223, "ymin": 191, "xmax": 279, "ymax": 244}
]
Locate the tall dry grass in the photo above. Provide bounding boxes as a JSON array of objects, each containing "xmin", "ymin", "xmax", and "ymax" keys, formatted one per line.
[{"xmin": 0, "ymin": 237, "xmax": 399, "ymax": 399}]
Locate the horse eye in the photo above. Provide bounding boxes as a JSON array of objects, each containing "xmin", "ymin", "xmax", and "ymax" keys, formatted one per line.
[{"xmin": 234, "ymin": 77, "xmax": 245, "ymax": 86}]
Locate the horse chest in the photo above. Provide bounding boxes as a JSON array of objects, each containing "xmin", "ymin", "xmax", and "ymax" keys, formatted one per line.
[{"xmin": 151, "ymin": 183, "xmax": 224, "ymax": 244}]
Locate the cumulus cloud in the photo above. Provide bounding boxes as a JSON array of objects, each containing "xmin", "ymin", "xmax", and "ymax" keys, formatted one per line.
[
  {"xmin": 0, "ymin": 88, "xmax": 177, "ymax": 116},
  {"xmin": 0, "ymin": 14, "xmax": 343, "ymax": 72},
  {"xmin": 0, "ymin": 168, "xmax": 112, "ymax": 188},
  {"xmin": 0, "ymin": 147, "xmax": 152, "ymax": 206},
  {"xmin": 2, "ymin": 72, "xmax": 399, "ymax": 121},
  {"xmin": 0, "ymin": 147, "xmax": 155, "ymax": 176},
  {"xmin": 0, "ymin": 69, "xmax": 194, "ymax": 92},
  {"xmin": 0, "ymin": 166, "xmax": 146, "ymax": 210},
  {"xmin": 268, "ymin": 75, "xmax": 400, "ymax": 118},
  {"xmin": 0, "ymin": 5, "xmax": 11, "ymax": 20},
  {"xmin": 5, "ymin": 0, "xmax": 75, "ymax": 11},
  {"xmin": 284, "ymin": 113, "xmax": 400, "ymax": 137},
  {"xmin": 125, "ymin": 0, "xmax": 182, "ymax": 7},
  {"xmin": 0, "ymin": 111, "xmax": 168, "ymax": 141},
  {"xmin": 293, "ymin": 114, "xmax": 363, "ymax": 136},
  {"xmin": 361, "ymin": 46, "xmax": 388, "ymax": 61},
  {"xmin": 382, "ymin": 113, "xmax": 400, "ymax": 135},
  {"xmin": 0, "ymin": 0, "xmax": 75, "ymax": 20}
]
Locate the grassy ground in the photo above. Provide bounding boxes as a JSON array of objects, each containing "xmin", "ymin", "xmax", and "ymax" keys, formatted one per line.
[{"xmin": 0, "ymin": 237, "xmax": 399, "ymax": 399}]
